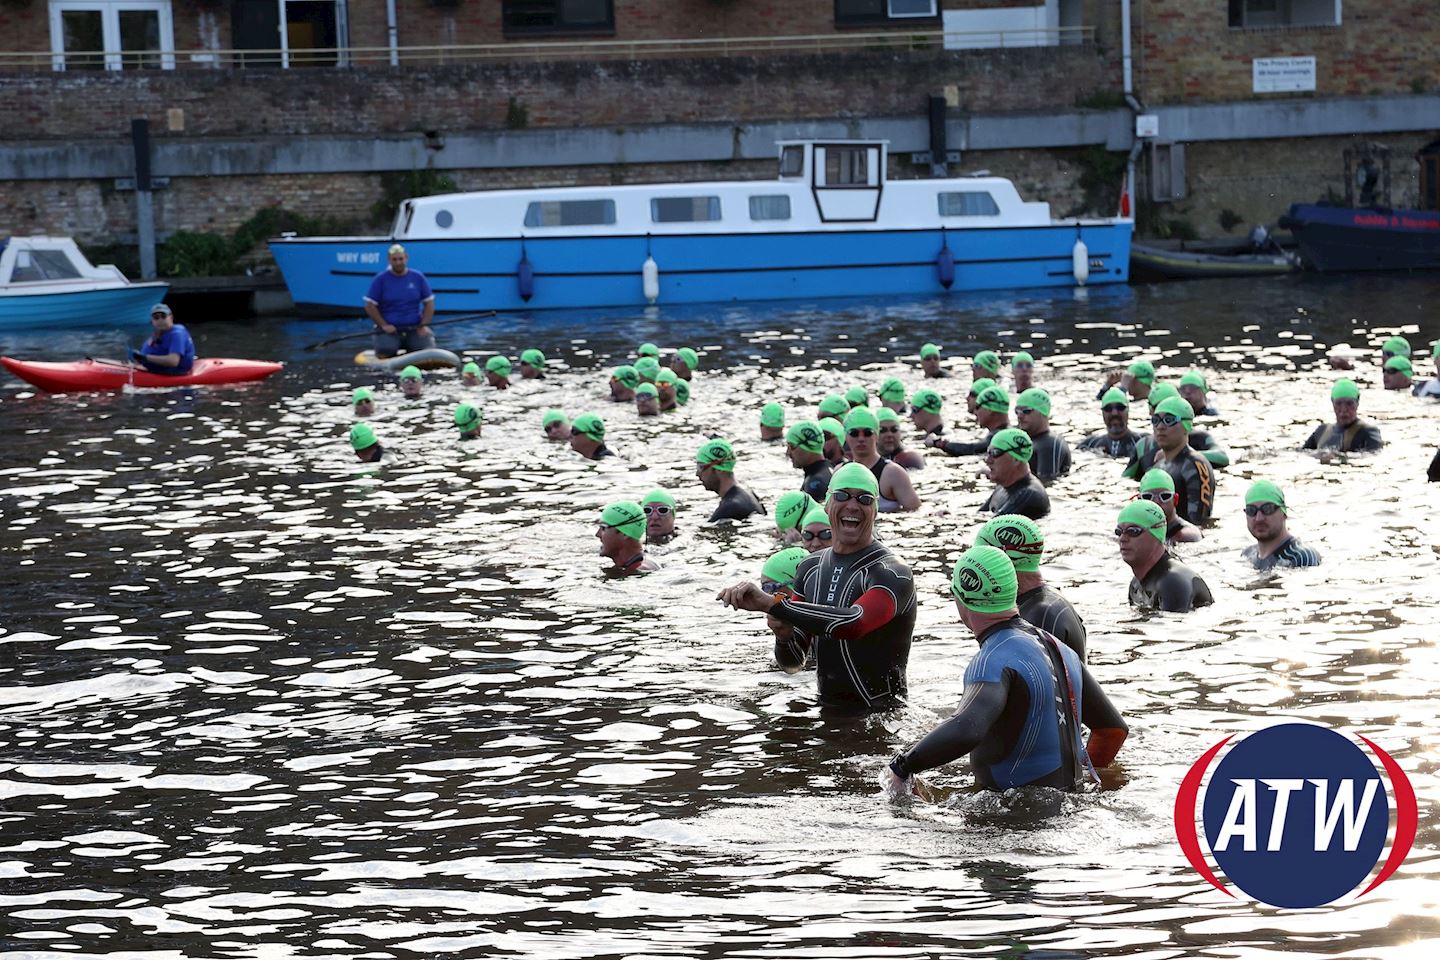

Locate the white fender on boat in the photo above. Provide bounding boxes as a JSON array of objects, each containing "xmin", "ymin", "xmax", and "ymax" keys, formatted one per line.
[
  {"xmin": 1072, "ymin": 236, "xmax": 1090, "ymax": 286},
  {"xmin": 642, "ymin": 256, "xmax": 660, "ymax": 304}
]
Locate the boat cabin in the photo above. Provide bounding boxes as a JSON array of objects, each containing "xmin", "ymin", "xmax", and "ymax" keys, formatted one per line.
[
  {"xmin": 776, "ymin": 140, "xmax": 886, "ymax": 223},
  {"xmin": 0, "ymin": 236, "xmax": 127, "ymax": 288}
]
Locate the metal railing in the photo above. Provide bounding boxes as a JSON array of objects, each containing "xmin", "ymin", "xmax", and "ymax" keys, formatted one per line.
[{"xmin": 0, "ymin": 26, "xmax": 1095, "ymax": 72}]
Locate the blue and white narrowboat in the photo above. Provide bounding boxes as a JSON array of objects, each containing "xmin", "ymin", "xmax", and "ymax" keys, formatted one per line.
[
  {"xmin": 269, "ymin": 140, "xmax": 1132, "ymax": 315},
  {"xmin": 0, "ymin": 236, "xmax": 168, "ymax": 331}
]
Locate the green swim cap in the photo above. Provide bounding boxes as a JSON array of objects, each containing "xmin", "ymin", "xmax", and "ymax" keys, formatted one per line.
[
  {"xmin": 1245, "ymin": 479, "xmax": 1287, "ymax": 513},
  {"xmin": 1139, "ymin": 467, "xmax": 1175, "ymax": 493},
  {"xmin": 601, "ymin": 501, "xmax": 645, "ymax": 540},
  {"xmin": 1100, "ymin": 387, "xmax": 1129, "ymax": 408},
  {"xmin": 911, "ymin": 388, "xmax": 943, "ymax": 414},
  {"xmin": 878, "ymin": 377, "xmax": 906, "ymax": 402},
  {"xmin": 1382, "ymin": 335, "xmax": 1411, "ymax": 357},
  {"xmin": 521, "ymin": 348, "xmax": 545, "ymax": 368},
  {"xmin": 818, "ymin": 417, "xmax": 845, "ymax": 442},
  {"xmin": 1385, "ymin": 355, "xmax": 1414, "ymax": 376},
  {"xmin": 827, "ymin": 461, "xmax": 879, "ymax": 499},
  {"xmin": 461, "ymin": 361, "xmax": 481, "ymax": 377},
  {"xmin": 845, "ymin": 385, "xmax": 868, "ymax": 407},
  {"xmin": 974, "ymin": 350, "xmax": 1001, "ymax": 375},
  {"xmin": 1179, "ymin": 370, "xmax": 1208, "ymax": 391},
  {"xmin": 1117, "ymin": 500, "xmax": 1166, "ymax": 543},
  {"xmin": 876, "ymin": 407, "xmax": 901, "ymax": 425},
  {"xmin": 486, "ymin": 356, "xmax": 511, "ymax": 377},
  {"xmin": 454, "ymin": 403, "xmax": 482, "ymax": 430},
  {"xmin": 676, "ymin": 347, "xmax": 699, "ymax": 371},
  {"xmin": 818, "ymin": 394, "xmax": 850, "ymax": 420},
  {"xmin": 1331, "ymin": 378, "xmax": 1360, "ymax": 401},
  {"xmin": 352, "ymin": 387, "xmax": 374, "ymax": 404},
  {"xmin": 572, "ymin": 412, "xmax": 604, "ymax": 442},
  {"xmin": 951, "ymin": 544, "xmax": 1018, "ymax": 614},
  {"xmin": 969, "ymin": 378, "xmax": 995, "ymax": 398},
  {"xmin": 1154, "ymin": 396, "xmax": 1194, "ymax": 427},
  {"xmin": 642, "ymin": 488, "xmax": 676, "ymax": 510},
  {"xmin": 542, "ymin": 409, "xmax": 566, "ymax": 428},
  {"xmin": 801, "ymin": 508, "xmax": 830, "ymax": 529},
  {"xmin": 637, "ymin": 342, "xmax": 660, "ymax": 359},
  {"xmin": 636, "ymin": 382, "xmax": 659, "ymax": 398},
  {"xmin": 843, "ymin": 407, "xmax": 878, "ymax": 432},
  {"xmin": 349, "ymin": 422, "xmax": 378, "ymax": 451},
  {"xmin": 760, "ymin": 402, "xmax": 785, "ymax": 429},
  {"xmin": 989, "ymin": 427, "xmax": 1033, "ymax": 462},
  {"xmin": 1012, "ymin": 351, "xmax": 1034, "ymax": 367},
  {"xmin": 613, "ymin": 365, "xmax": 639, "ymax": 389},
  {"xmin": 674, "ymin": 379, "xmax": 690, "ymax": 405},
  {"xmin": 974, "ymin": 515, "xmax": 1044, "ymax": 574},
  {"xmin": 1147, "ymin": 382, "xmax": 1179, "ymax": 411},
  {"xmin": 656, "ymin": 368, "xmax": 679, "ymax": 387},
  {"xmin": 696, "ymin": 437, "xmax": 736, "ymax": 472},
  {"xmin": 786, "ymin": 421, "xmax": 825, "ymax": 454},
  {"xmin": 775, "ymin": 490, "xmax": 818, "ymax": 531},
  {"xmin": 920, "ymin": 343, "xmax": 941, "ymax": 359},
  {"xmin": 1015, "ymin": 387, "xmax": 1051, "ymax": 418},
  {"xmin": 399, "ymin": 365, "xmax": 422, "ymax": 381},
  {"xmin": 976, "ymin": 385, "xmax": 1010, "ymax": 414},
  {"xmin": 762, "ymin": 547, "xmax": 809, "ymax": 589},
  {"xmin": 1127, "ymin": 360, "xmax": 1156, "ymax": 384},
  {"xmin": 635, "ymin": 357, "xmax": 661, "ymax": 380},
  {"xmin": 1432, "ymin": 340, "xmax": 1440, "ymax": 359}
]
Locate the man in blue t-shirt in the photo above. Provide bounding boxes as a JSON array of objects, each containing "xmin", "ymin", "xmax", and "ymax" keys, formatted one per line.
[
  {"xmin": 130, "ymin": 303, "xmax": 196, "ymax": 375},
  {"xmin": 364, "ymin": 243, "xmax": 436, "ymax": 358}
]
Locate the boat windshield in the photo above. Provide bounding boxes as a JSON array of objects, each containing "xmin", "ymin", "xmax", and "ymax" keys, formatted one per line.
[{"xmin": 8, "ymin": 249, "xmax": 83, "ymax": 284}]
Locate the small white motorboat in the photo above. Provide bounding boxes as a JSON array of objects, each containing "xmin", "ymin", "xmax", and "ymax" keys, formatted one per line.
[{"xmin": 0, "ymin": 236, "xmax": 169, "ymax": 331}]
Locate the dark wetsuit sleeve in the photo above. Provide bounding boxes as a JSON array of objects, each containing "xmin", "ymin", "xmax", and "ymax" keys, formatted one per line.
[
  {"xmin": 1121, "ymin": 445, "xmax": 1143, "ymax": 480},
  {"xmin": 1157, "ymin": 569, "xmax": 1196, "ymax": 613},
  {"xmin": 1302, "ymin": 424, "xmax": 1323, "ymax": 450},
  {"xmin": 940, "ymin": 437, "xmax": 989, "ymax": 457},
  {"xmin": 1079, "ymin": 664, "xmax": 1127, "ymax": 766},
  {"xmin": 896, "ymin": 679, "xmax": 1010, "ymax": 776},
  {"xmin": 773, "ymin": 560, "xmax": 817, "ymax": 669},
  {"xmin": 1180, "ymin": 455, "xmax": 1215, "ymax": 524},
  {"xmin": 770, "ymin": 561, "xmax": 907, "ymax": 641},
  {"xmin": 1429, "ymin": 449, "xmax": 1440, "ymax": 482},
  {"xmin": 1353, "ymin": 424, "xmax": 1383, "ymax": 452}
]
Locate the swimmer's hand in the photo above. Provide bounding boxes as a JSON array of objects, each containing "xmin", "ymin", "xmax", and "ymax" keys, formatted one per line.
[
  {"xmin": 880, "ymin": 767, "xmax": 932, "ymax": 803},
  {"xmin": 1315, "ymin": 449, "xmax": 1336, "ymax": 465},
  {"xmin": 1104, "ymin": 369, "xmax": 1124, "ymax": 388},
  {"xmin": 717, "ymin": 581, "xmax": 772, "ymax": 612}
]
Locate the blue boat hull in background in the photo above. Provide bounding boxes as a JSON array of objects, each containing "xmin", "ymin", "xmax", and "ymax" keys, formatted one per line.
[
  {"xmin": 271, "ymin": 225, "xmax": 1132, "ymax": 315},
  {"xmin": 0, "ymin": 283, "xmax": 168, "ymax": 331},
  {"xmin": 1280, "ymin": 203, "xmax": 1440, "ymax": 273}
]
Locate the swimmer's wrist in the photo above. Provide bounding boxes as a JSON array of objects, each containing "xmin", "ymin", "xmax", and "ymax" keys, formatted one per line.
[{"xmin": 888, "ymin": 754, "xmax": 912, "ymax": 779}]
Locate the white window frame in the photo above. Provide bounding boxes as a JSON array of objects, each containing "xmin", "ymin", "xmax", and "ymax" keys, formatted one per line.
[
  {"xmin": 888, "ymin": 0, "xmax": 937, "ymax": 19},
  {"xmin": 50, "ymin": 0, "xmax": 175, "ymax": 72},
  {"xmin": 279, "ymin": 0, "xmax": 351, "ymax": 70}
]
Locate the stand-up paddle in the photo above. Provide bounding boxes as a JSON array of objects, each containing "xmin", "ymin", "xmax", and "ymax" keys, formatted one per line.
[{"xmin": 301, "ymin": 311, "xmax": 497, "ymax": 352}]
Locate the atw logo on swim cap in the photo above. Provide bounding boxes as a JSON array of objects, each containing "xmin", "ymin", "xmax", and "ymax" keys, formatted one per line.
[{"xmin": 1174, "ymin": 723, "xmax": 1417, "ymax": 908}]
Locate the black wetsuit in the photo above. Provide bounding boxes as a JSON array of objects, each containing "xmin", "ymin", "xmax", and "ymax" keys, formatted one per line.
[
  {"xmin": 710, "ymin": 484, "xmax": 765, "ymax": 523},
  {"xmin": 1028, "ymin": 431, "xmax": 1072, "ymax": 483},
  {"xmin": 1303, "ymin": 420, "xmax": 1383, "ymax": 453},
  {"xmin": 1429, "ymin": 448, "xmax": 1440, "ymax": 482},
  {"xmin": 1018, "ymin": 583, "xmax": 1087, "ymax": 662},
  {"xmin": 983, "ymin": 473, "xmax": 1050, "ymax": 520},
  {"xmin": 1123, "ymin": 441, "xmax": 1216, "ymax": 524},
  {"xmin": 772, "ymin": 541, "xmax": 916, "ymax": 712},
  {"xmin": 1128, "ymin": 554, "xmax": 1213, "ymax": 613},
  {"xmin": 589, "ymin": 444, "xmax": 616, "ymax": 459},
  {"xmin": 939, "ymin": 429, "xmax": 997, "ymax": 457},
  {"xmin": 800, "ymin": 460, "xmax": 833, "ymax": 503},
  {"xmin": 1166, "ymin": 515, "xmax": 1201, "ymax": 544},
  {"xmin": 1078, "ymin": 429, "xmax": 1147, "ymax": 459},
  {"xmin": 1243, "ymin": 536, "xmax": 1322, "ymax": 570}
]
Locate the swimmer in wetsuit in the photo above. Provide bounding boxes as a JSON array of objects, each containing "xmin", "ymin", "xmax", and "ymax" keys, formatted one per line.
[
  {"xmin": 1303, "ymin": 379, "xmax": 1383, "ymax": 456},
  {"xmin": 1123, "ymin": 397, "xmax": 1216, "ymax": 524},
  {"xmin": 1145, "ymin": 383, "xmax": 1229, "ymax": 469},
  {"xmin": 671, "ymin": 346, "xmax": 699, "ymax": 382},
  {"xmin": 398, "ymin": 364, "xmax": 424, "ymax": 400},
  {"xmin": 352, "ymin": 387, "xmax": 376, "ymax": 418},
  {"xmin": 596, "ymin": 501, "xmax": 659, "ymax": 576},
  {"xmin": 485, "ymin": 356, "xmax": 511, "ymax": 390},
  {"xmin": 520, "ymin": 348, "xmax": 546, "ymax": 380},
  {"xmin": 1011, "ymin": 351, "xmax": 1036, "ymax": 392},
  {"xmin": 760, "ymin": 402, "xmax": 786, "ymax": 441},
  {"xmin": 882, "ymin": 545, "xmax": 1127, "ymax": 797},
  {"xmin": 971, "ymin": 349, "xmax": 1002, "ymax": 384},
  {"xmin": 695, "ymin": 438, "xmax": 766, "ymax": 523},
  {"xmin": 908, "ymin": 388, "xmax": 947, "ymax": 442},
  {"xmin": 350, "ymin": 422, "xmax": 384, "ymax": 463},
  {"xmin": 773, "ymin": 490, "xmax": 818, "ymax": 545},
  {"xmin": 642, "ymin": 488, "xmax": 678, "ymax": 545},
  {"xmin": 1078, "ymin": 388, "xmax": 1146, "ymax": 459},
  {"xmin": 1411, "ymin": 341, "xmax": 1440, "ymax": 398},
  {"xmin": 1241, "ymin": 480, "xmax": 1321, "ymax": 570},
  {"xmin": 786, "ymin": 421, "xmax": 833, "ymax": 504},
  {"xmin": 454, "ymin": 403, "xmax": 482, "ymax": 440},
  {"xmin": 974, "ymin": 515, "xmax": 1087, "ymax": 661},
  {"xmin": 877, "ymin": 377, "xmax": 908, "ymax": 414},
  {"xmin": 610, "ymin": 366, "xmax": 639, "ymax": 402},
  {"xmin": 542, "ymin": 409, "xmax": 569, "ymax": 441},
  {"xmin": 1115, "ymin": 501, "xmax": 1213, "ymax": 613},
  {"xmin": 1015, "ymin": 387, "xmax": 1072, "ymax": 482},
  {"xmin": 461, "ymin": 361, "xmax": 482, "ymax": 387},
  {"xmin": 920, "ymin": 343, "xmax": 950, "ymax": 378},
  {"xmin": 843, "ymin": 407, "xmax": 921, "ymax": 512},
  {"xmin": 717, "ymin": 462, "xmax": 916, "ymax": 713},
  {"xmin": 569, "ymin": 413, "xmax": 615, "ymax": 460},
  {"xmin": 981, "ymin": 428, "xmax": 1051, "ymax": 520},
  {"xmin": 818, "ymin": 393, "xmax": 850, "ymax": 423},
  {"xmin": 1382, "ymin": 355, "xmax": 1414, "ymax": 392},
  {"xmin": 1138, "ymin": 468, "xmax": 1201, "ymax": 545},
  {"xmin": 876, "ymin": 407, "xmax": 925, "ymax": 470},
  {"xmin": 1179, "ymin": 370, "xmax": 1219, "ymax": 417}
]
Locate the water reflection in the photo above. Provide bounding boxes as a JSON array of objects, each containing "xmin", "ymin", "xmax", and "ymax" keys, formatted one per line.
[{"xmin": 2, "ymin": 277, "xmax": 1438, "ymax": 957}]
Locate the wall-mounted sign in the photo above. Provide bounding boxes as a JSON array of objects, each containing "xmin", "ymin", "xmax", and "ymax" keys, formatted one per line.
[
  {"xmin": 1253, "ymin": 56, "xmax": 1317, "ymax": 93},
  {"xmin": 1135, "ymin": 114, "xmax": 1160, "ymax": 138}
]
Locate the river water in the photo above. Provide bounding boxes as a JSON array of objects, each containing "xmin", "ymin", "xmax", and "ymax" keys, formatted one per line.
[{"xmin": 1, "ymin": 275, "xmax": 1437, "ymax": 958}]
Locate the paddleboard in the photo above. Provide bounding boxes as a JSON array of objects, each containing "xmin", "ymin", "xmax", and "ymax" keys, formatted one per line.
[{"xmin": 354, "ymin": 348, "xmax": 461, "ymax": 371}]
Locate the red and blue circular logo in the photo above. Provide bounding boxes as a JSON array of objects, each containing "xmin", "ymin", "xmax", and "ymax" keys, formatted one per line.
[{"xmin": 1174, "ymin": 723, "xmax": 1417, "ymax": 908}]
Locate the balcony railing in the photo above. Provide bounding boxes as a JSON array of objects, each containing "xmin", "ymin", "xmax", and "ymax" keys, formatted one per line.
[{"xmin": 2, "ymin": 26, "xmax": 1096, "ymax": 72}]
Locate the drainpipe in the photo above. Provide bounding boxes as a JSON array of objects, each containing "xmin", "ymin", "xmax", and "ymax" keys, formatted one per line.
[
  {"xmin": 386, "ymin": 0, "xmax": 399, "ymax": 67},
  {"xmin": 1122, "ymin": 0, "xmax": 1144, "ymax": 216}
]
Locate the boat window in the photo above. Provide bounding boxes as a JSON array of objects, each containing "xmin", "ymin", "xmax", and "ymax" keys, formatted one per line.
[
  {"xmin": 779, "ymin": 146, "xmax": 804, "ymax": 177},
  {"xmin": 938, "ymin": 191, "xmax": 1001, "ymax": 217},
  {"xmin": 650, "ymin": 197, "xmax": 722, "ymax": 224},
  {"xmin": 435, "ymin": 209, "xmax": 454, "ymax": 229},
  {"xmin": 749, "ymin": 195, "xmax": 792, "ymax": 221},
  {"xmin": 524, "ymin": 199, "xmax": 617, "ymax": 228},
  {"xmin": 9, "ymin": 252, "xmax": 42, "ymax": 283},
  {"xmin": 10, "ymin": 249, "xmax": 83, "ymax": 282},
  {"xmin": 824, "ymin": 148, "xmax": 869, "ymax": 186}
]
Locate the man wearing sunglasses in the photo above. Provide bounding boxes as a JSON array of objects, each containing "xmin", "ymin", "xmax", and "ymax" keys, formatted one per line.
[
  {"xmin": 696, "ymin": 438, "xmax": 765, "ymax": 523},
  {"xmin": 1138, "ymin": 469, "xmax": 1201, "ymax": 545},
  {"xmin": 1122, "ymin": 397, "xmax": 1216, "ymax": 524},
  {"xmin": 842, "ymin": 408, "xmax": 921, "ymax": 512},
  {"xmin": 920, "ymin": 343, "xmax": 950, "ymax": 378},
  {"xmin": 1302, "ymin": 379, "xmax": 1383, "ymax": 456},
  {"xmin": 131, "ymin": 303, "xmax": 195, "ymax": 375},
  {"xmin": 542, "ymin": 409, "xmax": 569, "ymax": 441},
  {"xmin": 642, "ymin": 489, "xmax": 678, "ymax": 545},
  {"xmin": 569, "ymin": 413, "xmax": 614, "ymax": 460},
  {"xmin": 799, "ymin": 509, "xmax": 833, "ymax": 553},
  {"xmin": 1078, "ymin": 388, "xmax": 1146, "ymax": 459},
  {"xmin": 596, "ymin": 501, "xmax": 659, "ymax": 576},
  {"xmin": 981, "ymin": 428, "xmax": 1050, "ymax": 520},
  {"xmin": 1014, "ymin": 387, "xmax": 1071, "ymax": 482},
  {"xmin": 1241, "ymin": 481, "xmax": 1321, "ymax": 570},
  {"xmin": 717, "ymin": 463, "xmax": 915, "ymax": 713},
  {"xmin": 975, "ymin": 515, "xmax": 1087, "ymax": 661},
  {"xmin": 1116, "ymin": 501, "xmax": 1212, "ymax": 613},
  {"xmin": 876, "ymin": 408, "xmax": 925, "ymax": 470},
  {"xmin": 883, "ymin": 545, "xmax": 1126, "ymax": 798},
  {"xmin": 785, "ymin": 421, "xmax": 834, "ymax": 504},
  {"xmin": 1011, "ymin": 351, "xmax": 1036, "ymax": 392},
  {"xmin": 1178, "ymin": 370, "xmax": 1218, "ymax": 416}
]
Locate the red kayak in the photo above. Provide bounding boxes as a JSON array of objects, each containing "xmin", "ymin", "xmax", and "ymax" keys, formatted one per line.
[{"xmin": 1, "ymin": 356, "xmax": 284, "ymax": 393}]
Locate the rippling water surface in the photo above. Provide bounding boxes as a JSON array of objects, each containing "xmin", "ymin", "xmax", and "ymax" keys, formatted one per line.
[{"xmin": 2, "ymin": 276, "xmax": 1438, "ymax": 958}]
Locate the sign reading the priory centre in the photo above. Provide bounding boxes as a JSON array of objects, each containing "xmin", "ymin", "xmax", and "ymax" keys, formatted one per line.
[{"xmin": 1253, "ymin": 56, "xmax": 1317, "ymax": 93}]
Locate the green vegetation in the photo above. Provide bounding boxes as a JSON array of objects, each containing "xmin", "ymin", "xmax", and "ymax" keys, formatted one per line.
[
  {"xmin": 1137, "ymin": 201, "xmax": 1199, "ymax": 240},
  {"xmin": 1074, "ymin": 89, "xmax": 1127, "ymax": 110},
  {"xmin": 1067, "ymin": 146, "xmax": 1126, "ymax": 217},
  {"xmin": 370, "ymin": 169, "xmax": 458, "ymax": 227},
  {"xmin": 1218, "ymin": 208, "xmax": 1244, "ymax": 232},
  {"xmin": 506, "ymin": 96, "xmax": 529, "ymax": 130}
]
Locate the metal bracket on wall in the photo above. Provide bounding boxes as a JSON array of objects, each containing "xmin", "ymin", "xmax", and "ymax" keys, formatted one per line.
[
  {"xmin": 114, "ymin": 177, "xmax": 171, "ymax": 191},
  {"xmin": 909, "ymin": 151, "xmax": 963, "ymax": 165}
]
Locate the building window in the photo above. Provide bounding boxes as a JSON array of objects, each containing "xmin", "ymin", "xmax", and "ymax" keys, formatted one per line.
[
  {"xmin": 651, "ymin": 197, "xmax": 722, "ymax": 224},
  {"xmin": 835, "ymin": 0, "xmax": 938, "ymax": 26},
  {"xmin": 749, "ymin": 195, "xmax": 792, "ymax": 221},
  {"xmin": 524, "ymin": 199, "xmax": 617, "ymax": 228},
  {"xmin": 938, "ymin": 192, "xmax": 1001, "ymax": 217},
  {"xmin": 504, "ymin": 0, "xmax": 615, "ymax": 35},
  {"xmin": 49, "ymin": 1, "xmax": 175, "ymax": 72},
  {"xmin": 232, "ymin": 1, "xmax": 350, "ymax": 69},
  {"xmin": 1228, "ymin": 0, "xmax": 1341, "ymax": 28}
]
